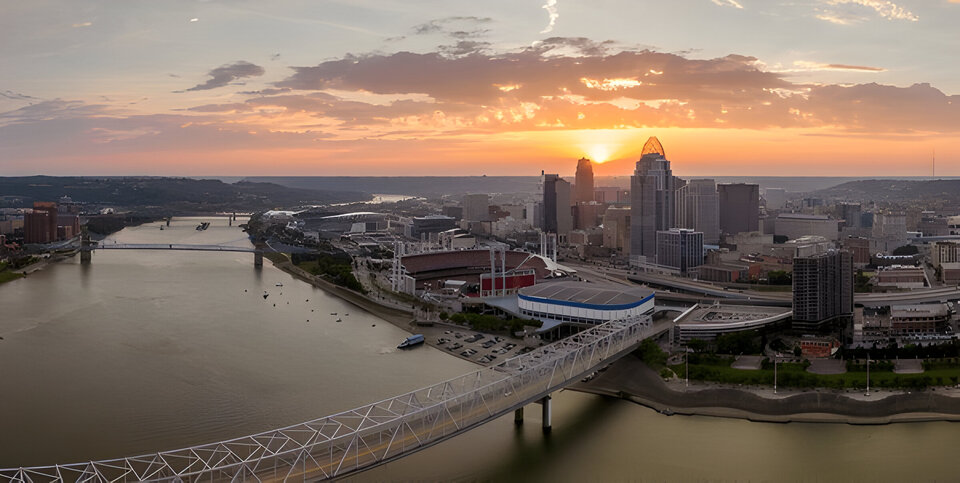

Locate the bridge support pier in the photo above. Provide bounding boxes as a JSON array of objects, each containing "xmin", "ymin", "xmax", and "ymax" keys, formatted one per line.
[
  {"xmin": 254, "ymin": 251, "xmax": 263, "ymax": 268},
  {"xmin": 541, "ymin": 395, "xmax": 552, "ymax": 434},
  {"xmin": 80, "ymin": 234, "xmax": 93, "ymax": 264},
  {"xmin": 514, "ymin": 407, "xmax": 524, "ymax": 426}
]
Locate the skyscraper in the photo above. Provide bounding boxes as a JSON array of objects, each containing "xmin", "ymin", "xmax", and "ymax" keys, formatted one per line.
[
  {"xmin": 574, "ymin": 157, "xmax": 594, "ymax": 205},
  {"xmin": 555, "ymin": 178, "xmax": 573, "ymax": 236},
  {"xmin": 630, "ymin": 137, "xmax": 675, "ymax": 263},
  {"xmin": 678, "ymin": 179, "xmax": 719, "ymax": 245},
  {"xmin": 541, "ymin": 172, "xmax": 559, "ymax": 233},
  {"xmin": 541, "ymin": 172, "xmax": 572, "ymax": 236},
  {"xmin": 718, "ymin": 183, "xmax": 759, "ymax": 236},
  {"xmin": 792, "ymin": 250, "xmax": 854, "ymax": 330}
]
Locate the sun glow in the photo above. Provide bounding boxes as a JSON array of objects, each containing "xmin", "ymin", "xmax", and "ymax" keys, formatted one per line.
[{"xmin": 585, "ymin": 145, "xmax": 611, "ymax": 163}]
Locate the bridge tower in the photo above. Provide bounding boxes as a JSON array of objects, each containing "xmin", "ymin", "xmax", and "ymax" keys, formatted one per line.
[{"xmin": 80, "ymin": 233, "xmax": 93, "ymax": 264}]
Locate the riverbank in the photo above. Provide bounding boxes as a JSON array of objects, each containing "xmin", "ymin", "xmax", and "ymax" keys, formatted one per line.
[
  {"xmin": 569, "ymin": 354, "xmax": 960, "ymax": 424},
  {"xmin": 268, "ymin": 256, "xmax": 531, "ymax": 366}
]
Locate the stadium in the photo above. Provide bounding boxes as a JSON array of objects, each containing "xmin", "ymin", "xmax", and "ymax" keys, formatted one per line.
[{"xmin": 516, "ymin": 281, "xmax": 655, "ymax": 331}]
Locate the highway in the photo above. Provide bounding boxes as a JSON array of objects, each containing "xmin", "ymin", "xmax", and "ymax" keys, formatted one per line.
[{"xmin": 567, "ymin": 262, "xmax": 960, "ymax": 306}]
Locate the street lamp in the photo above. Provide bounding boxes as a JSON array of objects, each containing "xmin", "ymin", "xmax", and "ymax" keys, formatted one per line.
[
  {"xmin": 865, "ymin": 353, "xmax": 871, "ymax": 397},
  {"xmin": 773, "ymin": 352, "xmax": 779, "ymax": 394}
]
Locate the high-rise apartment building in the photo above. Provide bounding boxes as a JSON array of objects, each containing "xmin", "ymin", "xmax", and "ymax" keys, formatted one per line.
[
  {"xmin": 677, "ymin": 179, "xmax": 719, "ymax": 245},
  {"xmin": 718, "ymin": 183, "xmax": 759, "ymax": 236},
  {"xmin": 24, "ymin": 201, "xmax": 59, "ymax": 244},
  {"xmin": 574, "ymin": 157, "xmax": 594, "ymax": 205},
  {"xmin": 792, "ymin": 250, "xmax": 854, "ymax": 330},
  {"xmin": 630, "ymin": 137, "xmax": 675, "ymax": 263},
  {"xmin": 462, "ymin": 194, "xmax": 489, "ymax": 222},
  {"xmin": 656, "ymin": 228, "xmax": 703, "ymax": 275}
]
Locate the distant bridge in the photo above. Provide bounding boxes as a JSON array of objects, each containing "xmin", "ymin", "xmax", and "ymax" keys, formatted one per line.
[
  {"xmin": 0, "ymin": 316, "xmax": 667, "ymax": 482},
  {"xmin": 81, "ymin": 243, "xmax": 260, "ymax": 253},
  {"xmin": 79, "ymin": 243, "xmax": 268, "ymax": 267}
]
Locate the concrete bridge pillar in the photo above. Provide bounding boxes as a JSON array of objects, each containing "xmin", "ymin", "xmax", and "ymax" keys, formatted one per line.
[
  {"xmin": 541, "ymin": 395, "xmax": 552, "ymax": 434},
  {"xmin": 514, "ymin": 407, "xmax": 524, "ymax": 426},
  {"xmin": 254, "ymin": 251, "xmax": 263, "ymax": 268}
]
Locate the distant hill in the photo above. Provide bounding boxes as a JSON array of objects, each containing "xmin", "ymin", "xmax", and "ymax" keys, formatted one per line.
[
  {"xmin": 243, "ymin": 176, "xmax": 541, "ymax": 197},
  {"xmin": 0, "ymin": 176, "xmax": 368, "ymax": 211},
  {"xmin": 812, "ymin": 179, "xmax": 960, "ymax": 203}
]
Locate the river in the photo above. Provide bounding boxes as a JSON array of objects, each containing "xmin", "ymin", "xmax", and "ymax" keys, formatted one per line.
[{"xmin": 2, "ymin": 217, "xmax": 960, "ymax": 481}]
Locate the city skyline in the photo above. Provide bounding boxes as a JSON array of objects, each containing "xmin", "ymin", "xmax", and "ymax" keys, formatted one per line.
[{"xmin": 2, "ymin": 1, "xmax": 960, "ymax": 176}]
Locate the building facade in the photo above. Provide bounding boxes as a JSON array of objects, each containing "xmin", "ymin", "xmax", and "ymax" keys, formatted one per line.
[
  {"xmin": 792, "ymin": 250, "xmax": 854, "ymax": 330},
  {"xmin": 718, "ymin": 183, "xmax": 759, "ymax": 236},
  {"xmin": 462, "ymin": 194, "xmax": 489, "ymax": 222},
  {"xmin": 630, "ymin": 137, "xmax": 675, "ymax": 263},
  {"xmin": 775, "ymin": 213, "xmax": 840, "ymax": 241},
  {"xmin": 677, "ymin": 178, "xmax": 719, "ymax": 245},
  {"xmin": 656, "ymin": 228, "xmax": 703, "ymax": 275}
]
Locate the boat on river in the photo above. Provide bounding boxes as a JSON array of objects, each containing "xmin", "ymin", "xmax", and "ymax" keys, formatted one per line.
[{"xmin": 397, "ymin": 334, "xmax": 425, "ymax": 349}]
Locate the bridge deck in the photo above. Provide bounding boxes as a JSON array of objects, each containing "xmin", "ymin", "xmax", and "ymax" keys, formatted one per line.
[
  {"xmin": 0, "ymin": 316, "xmax": 660, "ymax": 482},
  {"xmin": 82, "ymin": 243, "xmax": 260, "ymax": 253}
]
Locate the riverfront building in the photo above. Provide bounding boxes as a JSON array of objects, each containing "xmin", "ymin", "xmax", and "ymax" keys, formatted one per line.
[
  {"xmin": 672, "ymin": 303, "xmax": 792, "ymax": 343},
  {"xmin": 792, "ymin": 250, "xmax": 854, "ymax": 330},
  {"xmin": 517, "ymin": 281, "xmax": 654, "ymax": 328}
]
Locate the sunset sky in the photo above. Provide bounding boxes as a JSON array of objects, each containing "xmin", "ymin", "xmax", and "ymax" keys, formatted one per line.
[{"xmin": 2, "ymin": 0, "xmax": 959, "ymax": 177}]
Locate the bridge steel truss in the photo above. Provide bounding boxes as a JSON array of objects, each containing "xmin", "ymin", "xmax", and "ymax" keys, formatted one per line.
[{"xmin": 1, "ymin": 316, "xmax": 652, "ymax": 483}]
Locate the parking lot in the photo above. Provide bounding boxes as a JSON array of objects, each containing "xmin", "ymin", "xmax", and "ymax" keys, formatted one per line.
[{"xmin": 434, "ymin": 330, "xmax": 527, "ymax": 365}]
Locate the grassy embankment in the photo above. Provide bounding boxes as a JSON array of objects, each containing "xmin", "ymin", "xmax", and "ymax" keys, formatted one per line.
[
  {"xmin": 669, "ymin": 355, "xmax": 960, "ymax": 390},
  {"xmin": 288, "ymin": 252, "xmax": 366, "ymax": 293},
  {"xmin": 0, "ymin": 259, "xmax": 37, "ymax": 285}
]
